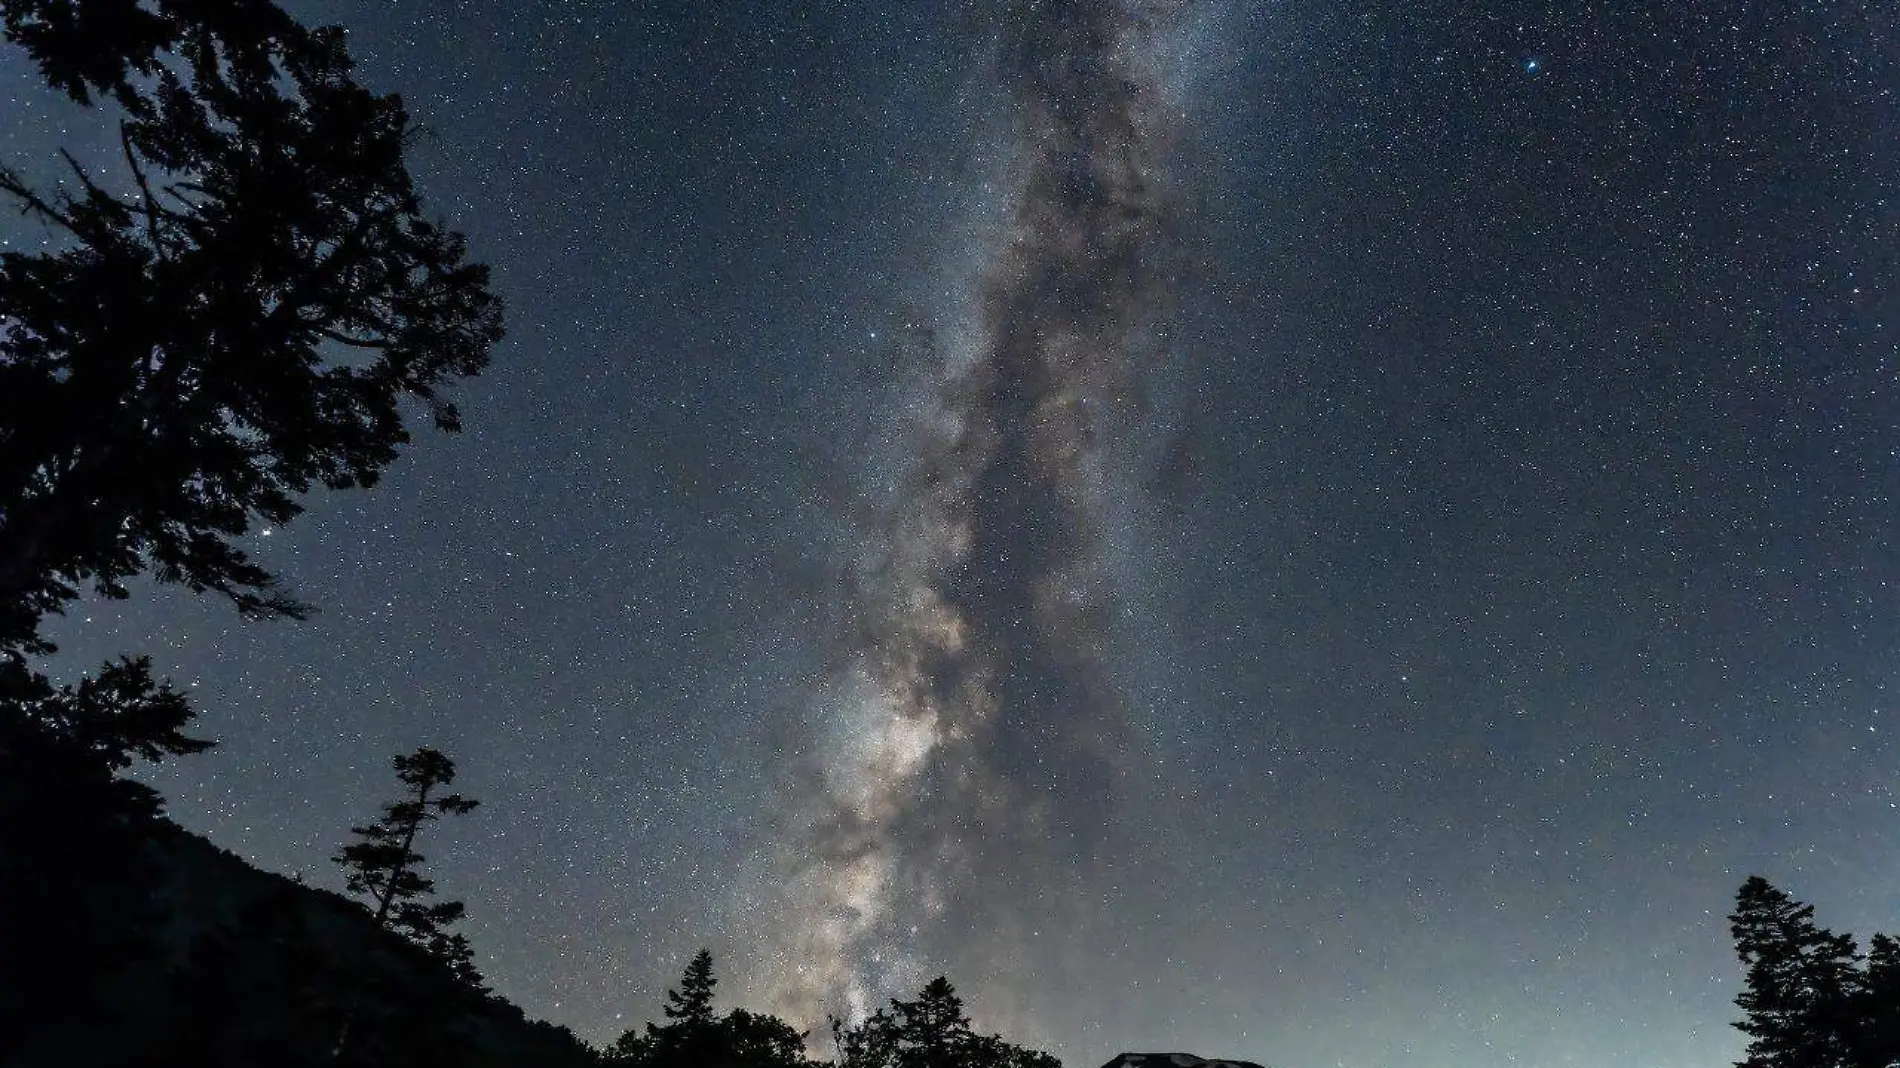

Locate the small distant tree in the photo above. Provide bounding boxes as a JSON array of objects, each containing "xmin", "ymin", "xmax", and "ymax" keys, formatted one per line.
[
  {"xmin": 667, "ymin": 949, "xmax": 719, "ymax": 1026},
  {"xmin": 612, "ymin": 951, "xmax": 813, "ymax": 1068},
  {"xmin": 832, "ymin": 976, "xmax": 1060, "ymax": 1068},
  {"xmin": 894, "ymin": 977, "xmax": 973, "ymax": 1068},
  {"xmin": 334, "ymin": 747, "xmax": 481, "ymax": 985}
]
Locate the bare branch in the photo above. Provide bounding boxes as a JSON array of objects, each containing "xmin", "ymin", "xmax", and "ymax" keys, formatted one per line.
[
  {"xmin": 119, "ymin": 123, "xmax": 169, "ymax": 253},
  {"xmin": 56, "ymin": 149, "xmax": 115, "ymax": 207},
  {"xmin": 314, "ymin": 327, "xmax": 391, "ymax": 351},
  {"xmin": 157, "ymin": 182, "xmax": 211, "ymax": 212},
  {"xmin": 0, "ymin": 167, "xmax": 81, "ymax": 234}
]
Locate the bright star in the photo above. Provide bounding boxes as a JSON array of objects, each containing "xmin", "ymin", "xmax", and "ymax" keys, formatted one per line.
[{"xmin": 1525, "ymin": 58, "xmax": 1540, "ymax": 73}]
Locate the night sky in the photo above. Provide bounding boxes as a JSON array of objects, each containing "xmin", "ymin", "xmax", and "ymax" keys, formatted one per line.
[{"xmin": 6, "ymin": 2, "xmax": 1900, "ymax": 1066}]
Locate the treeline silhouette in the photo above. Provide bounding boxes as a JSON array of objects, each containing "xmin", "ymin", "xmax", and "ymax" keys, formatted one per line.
[
  {"xmin": 0, "ymin": 1, "xmax": 1889, "ymax": 1067},
  {"xmin": 609, "ymin": 950, "xmax": 1059, "ymax": 1068},
  {"xmin": 1728, "ymin": 876, "xmax": 1900, "ymax": 1068}
]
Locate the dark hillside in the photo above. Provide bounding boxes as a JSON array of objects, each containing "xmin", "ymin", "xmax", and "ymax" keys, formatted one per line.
[{"xmin": 7, "ymin": 820, "xmax": 599, "ymax": 1068}]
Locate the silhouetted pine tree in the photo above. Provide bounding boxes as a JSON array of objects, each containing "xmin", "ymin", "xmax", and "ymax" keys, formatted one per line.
[
  {"xmin": 335, "ymin": 748, "xmax": 482, "ymax": 983},
  {"xmin": 331, "ymin": 747, "xmax": 482, "ymax": 1060},
  {"xmin": 613, "ymin": 949, "xmax": 719, "ymax": 1065},
  {"xmin": 894, "ymin": 977, "xmax": 972, "ymax": 1068},
  {"xmin": 668, "ymin": 949, "xmax": 719, "ymax": 1026},
  {"xmin": 0, "ymin": 0, "xmax": 502, "ymax": 656},
  {"xmin": 611, "ymin": 951, "xmax": 812, "ymax": 1068},
  {"xmin": 832, "ymin": 977, "xmax": 1060, "ymax": 1068},
  {"xmin": 1730, "ymin": 876, "xmax": 1866, "ymax": 1068}
]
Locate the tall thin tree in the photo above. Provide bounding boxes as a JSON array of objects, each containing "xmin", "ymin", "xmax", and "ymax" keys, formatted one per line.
[
  {"xmin": 613, "ymin": 950, "xmax": 719, "ymax": 1065},
  {"xmin": 666, "ymin": 949, "xmax": 718, "ymax": 1026},
  {"xmin": 331, "ymin": 747, "xmax": 481, "ymax": 1059}
]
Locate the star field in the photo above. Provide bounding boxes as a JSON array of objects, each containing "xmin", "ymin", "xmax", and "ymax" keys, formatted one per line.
[{"xmin": 5, "ymin": 2, "xmax": 1898, "ymax": 1067}]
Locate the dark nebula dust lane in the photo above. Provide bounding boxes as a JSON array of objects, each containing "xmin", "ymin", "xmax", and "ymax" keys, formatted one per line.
[{"xmin": 752, "ymin": 0, "xmax": 1186, "ymax": 1026}]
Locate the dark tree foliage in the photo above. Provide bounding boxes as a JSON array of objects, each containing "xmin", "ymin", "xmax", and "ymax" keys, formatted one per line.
[
  {"xmin": 666, "ymin": 948, "xmax": 719, "ymax": 1026},
  {"xmin": 0, "ymin": 6, "xmax": 534, "ymax": 1066},
  {"xmin": 0, "ymin": 0, "xmax": 503, "ymax": 655},
  {"xmin": 611, "ymin": 951, "xmax": 814, "ymax": 1068},
  {"xmin": 1727, "ymin": 875, "xmax": 1900, "ymax": 1068},
  {"xmin": 0, "ymin": 652, "xmax": 210, "ymax": 776},
  {"xmin": 0, "ymin": 655, "xmax": 210, "ymax": 1060},
  {"xmin": 334, "ymin": 747, "xmax": 483, "ymax": 988},
  {"xmin": 1861, "ymin": 934, "xmax": 1900, "ymax": 1067},
  {"xmin": 832, "ymin": 977, "xmax": 1061, "ymax": 1068},
  {"xmin": 720, "ymin": 1009, "xmax": 817, "ymax": 1068}
]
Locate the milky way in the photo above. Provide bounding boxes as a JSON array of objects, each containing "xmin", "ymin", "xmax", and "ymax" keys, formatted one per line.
[{"xmin": 757, "ymin": 0, "xmax": 1184, "ymax": 1026}]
